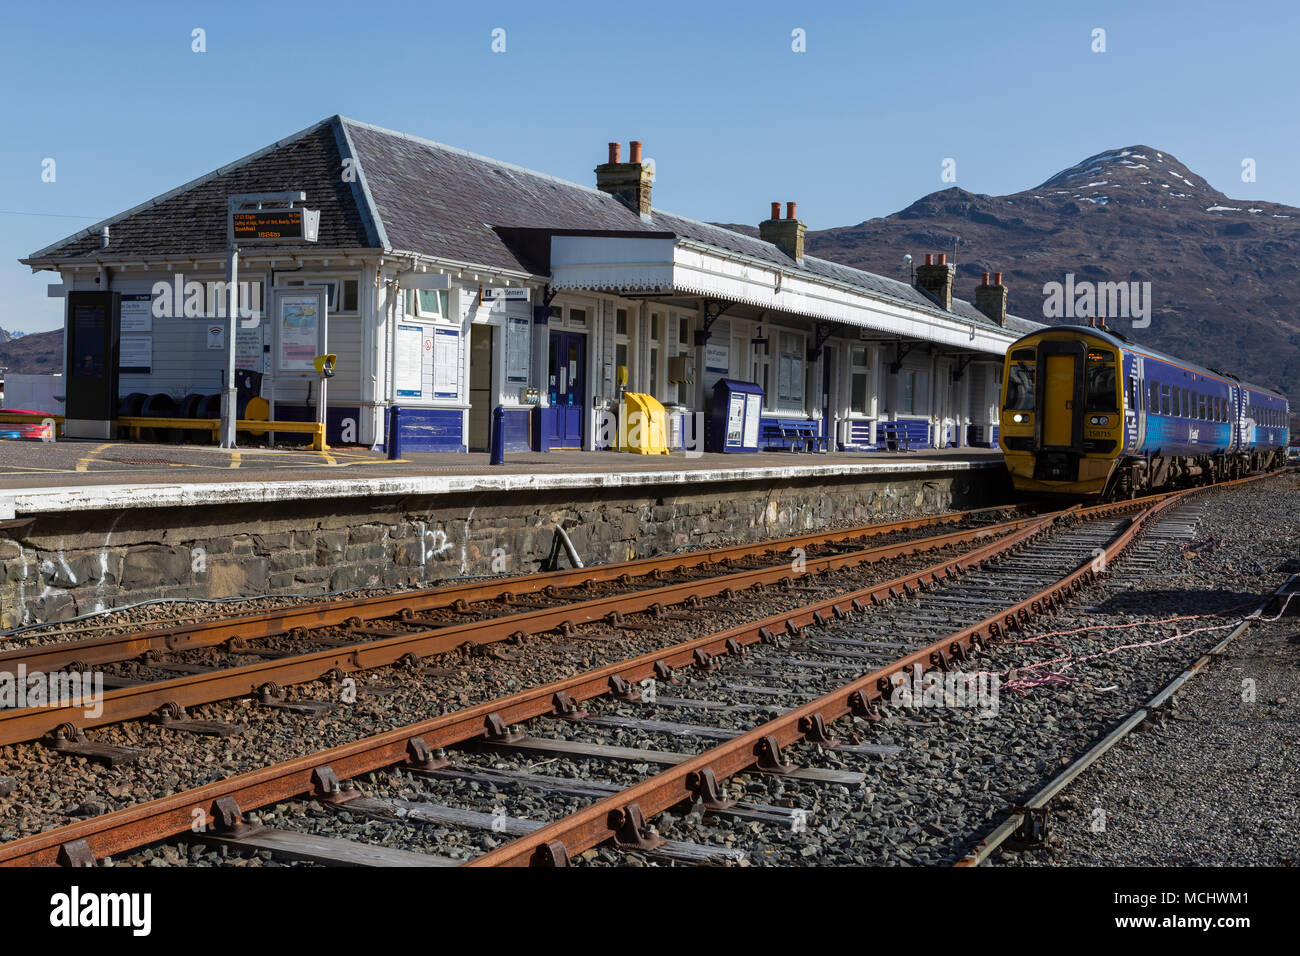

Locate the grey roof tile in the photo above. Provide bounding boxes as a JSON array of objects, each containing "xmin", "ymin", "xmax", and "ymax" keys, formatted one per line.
[{"xmin": 26, "ymin": 114, "xmax": 1040, "ymax": 338}]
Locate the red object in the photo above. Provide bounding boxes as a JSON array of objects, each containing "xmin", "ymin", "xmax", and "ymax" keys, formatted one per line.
[
  {"xmin": 770, "ymin": 201, "xmax": 781, "ymax": 220},
  {"xmin": 993, "ymin": 271, "xmax": 1003, "ymax": 285},
  {"xmin": 924, "ymin": 253, "xmax": 934, "ymax": 266},
  {"xmin": 0, "ymin": 409, "xmax": 54, "ymax": 440},
  {"xmin": 786, "ymin": 201, "xmax": 797, "ymax": 219},
  {"xmin": 981, "ymin": 272, "xmax": 990, "ymax": 285},
  {"xmin": 608, "ymin": 142, "xmax": 620, "ymax": 164},
  {"xmin": 629, "ymin": 141, "xmax": 642, "ymax": 163},
  {"xmin": 937, "ymin": 253, "xmax": 947, "ymax": 265}
]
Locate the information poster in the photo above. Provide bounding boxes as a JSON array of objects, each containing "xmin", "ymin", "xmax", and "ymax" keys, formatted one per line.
[
  {"xmin": 277, "ymin": 291, "xmax": 322, "ymax": 372},
  {"xmin": 119, "ymin": 334, "xmax": 152, "ymax": 374},
  {"xmin": 726, "ymin": 394, "xmax": 744, "ymax": 446},
  {"xmin": 396, "ymin": 323, "xmax": 423, "ymax": 397},
  {"xmin": 506, "ymin": 316, "xmax": 529, "ymax": 383},
  {"xmin": 743, "ymin": 393, "xmax": 761, "ymax": 447},
  {"xmin": 433, "ymin": 327, "xmax": 459, "ymax": 398},
  {"xmin": 120, "ymin": 293, "xmax": 152, "ymax": 333},
  {"xmin": 235, "ymin": 324, "xmax": 263, "ymax": 372}
]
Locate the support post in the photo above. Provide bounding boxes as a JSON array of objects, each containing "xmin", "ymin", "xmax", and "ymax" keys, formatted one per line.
[{"xmin": 221, "ymin": 248, "xmax": 239, "ymax": 448}]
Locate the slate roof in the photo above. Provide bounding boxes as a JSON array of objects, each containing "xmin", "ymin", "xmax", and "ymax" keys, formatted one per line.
[{"xmin": 25, "ymin": 114, "xmax": 1039, "ymax": 337}]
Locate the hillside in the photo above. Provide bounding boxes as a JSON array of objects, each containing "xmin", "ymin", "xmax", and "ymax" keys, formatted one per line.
[
  {"xmin": 0, "ymin": 328, "xmax": 62, "ymax": 374},
  {"xmin": 737, "ymin": 147, "xmax": 1300, "ymax": 394}
]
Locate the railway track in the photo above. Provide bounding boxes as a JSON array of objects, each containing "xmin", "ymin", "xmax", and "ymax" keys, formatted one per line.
[
  {"xmin": 0, "ymin": 507, "xmax": 1035, "ymax": 748},
  {"xmin": 1, "ymin": 475, "xmax": 1277, "ymax": 867}
]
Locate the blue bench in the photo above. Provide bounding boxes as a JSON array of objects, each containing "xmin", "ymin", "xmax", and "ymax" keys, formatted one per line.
[
  {"xmin": 877, "ymin": 419, "xmax": 930, "ymax": 451},
  {"xmin": 761, "ymin": 419, "xmax": 829, "ymax": 453}
]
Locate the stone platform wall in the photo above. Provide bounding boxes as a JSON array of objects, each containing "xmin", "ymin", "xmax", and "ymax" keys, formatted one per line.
[{"xmin": 0, "ymin": 466, "xmax": 1010, "ymax": 628}]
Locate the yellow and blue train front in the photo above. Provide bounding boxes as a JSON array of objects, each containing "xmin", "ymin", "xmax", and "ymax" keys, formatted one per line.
[{"xmin": 999, "ymin": 331, "xmax": 1124, "ymax": 496}]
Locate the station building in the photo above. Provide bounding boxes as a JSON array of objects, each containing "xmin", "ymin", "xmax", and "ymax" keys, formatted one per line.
[{"xmin": 20, "ymin": 116, "xmax": 1040, "ymax": 454}]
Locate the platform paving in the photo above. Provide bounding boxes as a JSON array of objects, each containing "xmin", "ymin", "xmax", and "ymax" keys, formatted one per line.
[{"xmin": 0, "ymin": 439, "xmax": 1001, "ymax": 517}]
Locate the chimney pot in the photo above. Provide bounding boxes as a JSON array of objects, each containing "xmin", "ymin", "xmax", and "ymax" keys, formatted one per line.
[
  {"xmin": 993, "ymin": 271, "xmax": 1002, "ymax": 285},
  {"xmin": 629, "ymin": 141, "xmax": 643, "ymax": 163},
  {"xmin": 973, "ymin": 268, "xmax": 1008, "ymax": 326},
  {"xmin": 924, "ymin": 253, "xmax": 934, "ymax": 266},
  {"xmin": 936, "ymin": 253, "xmax": 947, "ymax": 266},
  {"xmin": 786, "ymin": 201, "xmax": 797, "ymax": 220},
  {"xmin": 608, "ymin": 142, "xmax": 620, "ymax": 164},
  {"xmin": 770, "ymin": 201, "xmax": 781, "ymax": 221},
  {"xmin": 981, "ymin": 272, "xmax": 990, "ymax": 286}
]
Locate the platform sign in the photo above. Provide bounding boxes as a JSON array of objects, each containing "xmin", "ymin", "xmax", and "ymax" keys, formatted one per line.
[{"xmin": 231, "ymin": 208, "xmax": 320, "ymax": 242}]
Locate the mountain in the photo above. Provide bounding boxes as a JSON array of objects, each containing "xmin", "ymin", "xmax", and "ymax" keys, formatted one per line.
[
  {"xmin": 0, "ymin": 328, "xmax": 62, "ymax": 374},
  {"xmin": 729, "ymin": 146, "xmax": 1300, "ymax": 395}
]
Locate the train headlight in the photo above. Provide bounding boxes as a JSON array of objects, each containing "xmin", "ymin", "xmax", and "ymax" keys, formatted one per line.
[
  {"xmin": 1012, "ymin": 413, "xmax": 1027, "ymax": 423},
  {"xmin": 1089, "ymin": 415, "xmax": 1110, "ymax": 426}
]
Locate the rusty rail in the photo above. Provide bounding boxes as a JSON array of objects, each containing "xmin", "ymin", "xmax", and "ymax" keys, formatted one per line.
[
  {"xmin": 0, "ymin": 507, "xmax": 1019, "ymax": 670},
  {"xmin": 0, "ymin": 515, "xmax": 1047, "ymax": 746}
]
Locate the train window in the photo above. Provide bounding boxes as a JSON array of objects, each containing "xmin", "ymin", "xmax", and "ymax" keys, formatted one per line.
[
  {"xmin": 1161, "ymin": 385, "xmax": 1172, "ymax": 416},
  {"xmin": 1005, "ymin": 362, "xmax": 1035, "ymax": 410},
  {"xmin": 1128, "ymin": 376, "xmax": 1137, "ymax": 411},
  {"xmin": 1150, "ymin": 381, "xmax": 1161, "ymax": 414},
  {"xmin": 1085, "ymin": 363, "xmax": 1118, "ymax": 412},
  {"xmin": 1180, "ymin": 388, "xmax": 1189, "ymax": 417},
  {"xmin": 1011, "ymin": 348, "xmax": 1035, "ymax": 361},
  {"xmin": 1198, "ymin": 393, "xmax": 1206, "ymax": 420}
]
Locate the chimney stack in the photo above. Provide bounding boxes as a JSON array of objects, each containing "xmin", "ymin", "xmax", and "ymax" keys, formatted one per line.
[
  {"xmin": 760, "ymin": 200, "xmax": 806, "ymax": 262},
  {"xmin": 915, "ymin": 251, "xmax": 956, "ymax": 311},
  {"xmin": 974, "ymin": 270, "xmax": 1008, "ymax": 327},
  {"xmin": 595, "ymin": 140, "xmax": 653, "ymax": 216}
]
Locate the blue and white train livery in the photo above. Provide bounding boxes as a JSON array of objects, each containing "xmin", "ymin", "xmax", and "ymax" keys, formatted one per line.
[{"xmin": 999, "ymin": 322, "xmax": 1288, "ymax": 498}]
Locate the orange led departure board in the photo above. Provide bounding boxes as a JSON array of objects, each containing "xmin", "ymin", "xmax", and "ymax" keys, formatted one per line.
[{"xmin": 232, "ymin": 209, "xmax": 305, "ymax": 240}]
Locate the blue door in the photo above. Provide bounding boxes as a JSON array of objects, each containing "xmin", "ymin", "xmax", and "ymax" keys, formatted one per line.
[{"xmin": 548, "ymin": 331, "xmax": 586, "ymax": 448}]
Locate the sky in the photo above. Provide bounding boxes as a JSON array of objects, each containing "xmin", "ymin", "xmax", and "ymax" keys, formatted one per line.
[{"xmin": 2, "ymin": 0, "xmax": 1297, "ymax": 334}]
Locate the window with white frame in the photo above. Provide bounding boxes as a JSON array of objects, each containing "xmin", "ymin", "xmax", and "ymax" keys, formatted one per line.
[
  {"xmin": 898, "ymin": 368, "xmax": 929, "ymax": 416},
  {"xmin": 850, "ymin": 345, "xmax": 872, "ymax": 416},
  {"xmin": 774, "ymin": 331, "xmax": 805, "ymax": 412},
  {"xmin": 407, "ymin": 288, "xmax": 451, "ymax": 320},
  {"xmin": 285, "ymin": 277, "xmax": 360, "ymax": 314},
  {"xmin": 648, "ymin": 310, "xmax": 665, "ymax": 398}
]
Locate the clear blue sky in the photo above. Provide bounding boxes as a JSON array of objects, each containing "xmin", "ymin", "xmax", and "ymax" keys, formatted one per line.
[{"xmin": 2, "ymin": 0, "xmax": 1296, "ymax": 333}]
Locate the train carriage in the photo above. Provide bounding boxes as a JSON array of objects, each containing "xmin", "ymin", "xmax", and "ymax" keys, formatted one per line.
[{"xmin": 999, "ymin": 322, "xmax": 1288, "ymax": 499}]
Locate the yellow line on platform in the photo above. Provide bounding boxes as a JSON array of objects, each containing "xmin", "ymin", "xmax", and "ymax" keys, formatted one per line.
[
  {"xmin": 74, "ymin": 443, "xmax": 113, "ymax": 472},
  {"xmin": 228, "ymin": 452, "xmax": 241, "ymax": 469}
]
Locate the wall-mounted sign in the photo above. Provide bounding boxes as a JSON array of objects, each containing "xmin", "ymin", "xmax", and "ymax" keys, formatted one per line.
[
  {"xmin": 207, "ymin": 325, "xmax": 225, "ymax": 350},
  {"xmin": 396, "ymin": 323, "xmax": 423, "ymax": 397},
  {"xmin": 705, "ymin": 341, "xmax": 729, "ymax": 374},
  {"xmin": 482, "ymin": 287, "xmax": 530, "ymax": 305},
  {"xmin": 119, "ymin": 334, "xmax": 152, "ymax": 374},
  {"xmin": 506, "ymin": 315, "xmax": 530, "ymax": 383},
  {"xmin": 120, "ymin": 293, "xmax": 152, "ymax": 332},
  {"xmin": 433, "ymin": 327, "xmax": 459, "ymax": 399},
  {"xmin": 231, "ymin": 208, "xmax": 320, "ymax": 242}
]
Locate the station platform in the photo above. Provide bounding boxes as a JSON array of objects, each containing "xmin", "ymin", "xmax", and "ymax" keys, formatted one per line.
[
  {"xmin": 0, "ymin": 439, "xmax": 1002, "ymax": 517},
  {"xmin": 0, "ymin": 440, "xmax": 1009, "ymax": 625}
]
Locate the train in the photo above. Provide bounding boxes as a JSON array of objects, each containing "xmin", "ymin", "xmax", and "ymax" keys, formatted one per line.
[{"xmin": 999, "ymin": 321, "xmax": 1289, "ymax": 499}]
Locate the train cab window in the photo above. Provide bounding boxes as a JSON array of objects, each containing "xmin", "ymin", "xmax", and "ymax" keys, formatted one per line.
[
  {"xmin": 1085, "ymin": 363, "xmax": 1118, "ymax": 412},
  {"xmin": 1005, "ymin": 360, "xmax": 1035, "ymax": 411}
]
